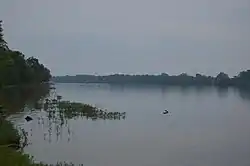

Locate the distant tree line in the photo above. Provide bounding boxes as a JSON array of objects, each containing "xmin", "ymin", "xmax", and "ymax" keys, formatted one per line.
[
  {"xmin": 53, "ymin": 71, "xmax": 250, "ymax": 88},
  {"xmin": 0, "ymin": 20, "xmax": 51, "ymax": 87}
]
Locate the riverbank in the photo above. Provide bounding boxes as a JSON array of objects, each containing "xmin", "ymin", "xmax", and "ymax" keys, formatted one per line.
[
  {"xmin": 0, "ymin": 113, "xmax": 81, "ymax": 166},
  {"xmin": 0, "ymin": 118, "xmax": 33, "ymax": 166},
  {"xmin": 0, "ymin": 99, "xmax": 74, "ymax": 166}
]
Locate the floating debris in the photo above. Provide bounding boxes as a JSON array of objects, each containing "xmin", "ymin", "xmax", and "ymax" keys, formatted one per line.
[
  {"xmin": 25, "ymin": 116, "xmax": 33, "ymax": 122},
  {"xmin": 163, "ymin": 110, "xmax": 169, "ymax": 114}
]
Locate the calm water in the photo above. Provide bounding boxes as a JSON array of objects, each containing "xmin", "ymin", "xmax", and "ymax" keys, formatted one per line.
[{"xmin": 5, "ymin": 83, "xmax": 250, "ymax": 166}]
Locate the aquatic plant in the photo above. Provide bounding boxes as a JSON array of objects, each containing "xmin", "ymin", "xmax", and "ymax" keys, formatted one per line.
[
  {"xmin": 0, "ymin": 86, "xmax": 126, "ymax": 166},
  {"xmin": 57, "ymin": 100, "xmax": 126, "ymax": 120}
]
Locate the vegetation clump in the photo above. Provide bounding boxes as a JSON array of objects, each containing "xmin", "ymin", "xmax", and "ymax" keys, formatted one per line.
[
  {"xmin": 58, "ymin": 101, "xmax": 126, "ymax": 120},
  {"xmin": 0, "ymin": 146, "xmax": 83, "ymax": 166},
  {"xmin": 43, "ymin": 97, "xmax": 126, "ymax": 120}
]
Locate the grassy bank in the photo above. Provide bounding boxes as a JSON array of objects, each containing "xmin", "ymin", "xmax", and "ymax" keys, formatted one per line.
[
  {"xmin": 0, "ymin": 118, "xmax": 82, "ymax": 166},
  {"xmin": 0, "ymin": 118, "xmax": 33, "ymax": 166},
  {"xmin": 0, "ymin": 119, "xmax": 20, "ymax": 148}
]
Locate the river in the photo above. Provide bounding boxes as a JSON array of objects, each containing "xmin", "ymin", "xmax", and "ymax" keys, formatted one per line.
[{"xmin": 3, "ymin": 83, "xmax": 250, "ymax": 166}]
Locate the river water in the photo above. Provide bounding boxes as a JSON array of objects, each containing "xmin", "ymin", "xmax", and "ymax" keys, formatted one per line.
[{"xmin": 3, "ymin": 83, "xmax": 250, "ymax": 166}]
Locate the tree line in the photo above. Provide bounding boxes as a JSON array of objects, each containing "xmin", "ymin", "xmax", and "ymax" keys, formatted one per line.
[
  {"xmin": 53, "ymin": 71, "xmax": 250, "ymax": 88},
  {"xmin": 0, "ymin": 20, "xmax": 51, "ymax": 87}
]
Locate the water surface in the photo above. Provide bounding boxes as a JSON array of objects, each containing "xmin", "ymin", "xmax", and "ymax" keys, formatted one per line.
[{"xmin": 5, "ymin": 83, "xmax": 250, "ymax": 166}]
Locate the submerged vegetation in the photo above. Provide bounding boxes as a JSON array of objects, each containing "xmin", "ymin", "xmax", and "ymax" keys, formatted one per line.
[
  {"xmin": 0, "ymin": 86, "xmax": 126, "ymax": 165},
  {"xmin": 58, "ymin": 101, "xmax": 126, "ymax": 120},
  {"xmin": 0, "ymin": 83, "xmax": 126, "ymax": 165}
]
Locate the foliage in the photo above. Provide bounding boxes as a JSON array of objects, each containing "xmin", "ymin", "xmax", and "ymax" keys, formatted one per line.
[
  {"xmin": 231, "ymin": 70, "xmax": 250, "ymax": 87},
  {"xmin": 57, "ymin": 100, "xmax": 126, "ymax": 120},
  {"xmin": 0, "ymin": 84, "xmax": 50, "ymax": 114},
  {"xmin": 53, "ymin": 70, "xmax": 250, "ymax": 87},
  {"xmin": 0, "ymin": 20, "xmax": 51, "ymax": 87},
  {"xmin": 214, "ymin": 72, "xmax": 231, "ymax": 86},
  {"xmin": 0, "ymin": 20, "xmax": 53, "ymax": 166},
  {"xmin": 0, "ymin": 119, "xmax": 20, "ymax": 147},
  {"xmin": 0, "ymin": 147, "xmax": 34, "ymax": 166},
  {"xmin": 0, "ymin": 147, "xmax": 83, "ymax": 166},
  {"xmin": 0, "ymin": 20, "xmax": 8, "ymax": 49}
]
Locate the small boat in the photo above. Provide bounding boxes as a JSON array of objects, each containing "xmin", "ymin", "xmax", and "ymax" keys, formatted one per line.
[{"xmin": 163, "ymin": 110, "xmax": 169, "ymax": 114}]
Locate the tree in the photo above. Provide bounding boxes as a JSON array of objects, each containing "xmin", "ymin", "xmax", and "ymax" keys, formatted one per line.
[
  {"xmin": 0, "ymin": 20, "xmax": 8, "ymax": 50},
  {"xmin": 0, "ymin": 20, "xmax": 51, "ymax": 87},
  {"xmin": 232, "ymin": 70, "xmax": 250, "ymax": 87},
  {"xmin": 215, "ymin": 72, "xmax": 230, "ymax": 86}
]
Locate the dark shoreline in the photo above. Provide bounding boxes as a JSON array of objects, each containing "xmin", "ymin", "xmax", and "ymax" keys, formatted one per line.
[{"xmin": 52, "ymin": 70, "xmax": 250, "ymax": 88}]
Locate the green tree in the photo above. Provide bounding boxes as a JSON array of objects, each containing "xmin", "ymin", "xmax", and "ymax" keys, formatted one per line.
[
  {"xmin": 215, "ymin": 72, "xmax": 231, "ymax": 86},
  {"xmin": 0, "ymin": 20, "xmax": 51, "ymax": 87},
  {"xmin": 0, "ymin": 20, "xmax": 8, "ymax": 50},
  {"xmin": 232, "ymin": 70, "xmax": 250, "ymax": 87}
]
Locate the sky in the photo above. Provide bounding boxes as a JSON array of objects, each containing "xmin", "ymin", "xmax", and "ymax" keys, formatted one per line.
[{"xmin": 0, "ymin": 0, "xmax": 250, "ymax": 76}]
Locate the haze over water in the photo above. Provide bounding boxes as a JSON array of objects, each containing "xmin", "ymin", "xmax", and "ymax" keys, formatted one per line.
[{"xmin": 10, "ymin": 83, "xmax": 250, "ymax": 166}]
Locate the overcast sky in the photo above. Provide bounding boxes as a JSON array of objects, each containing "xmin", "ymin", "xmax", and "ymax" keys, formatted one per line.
[{"xmin": 0, "ymin": 0, "xmax": 249, "ymax": 76}]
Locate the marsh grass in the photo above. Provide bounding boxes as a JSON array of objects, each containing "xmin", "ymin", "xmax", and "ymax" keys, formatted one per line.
[
  {"xmin": 0, "ymin": 119, "xmax": 33, "ymax": 166},
  {"xmin": 0, "ymin": 118, "xmax": 83, "ymax": 166},
  {"xmin": 0, "ymin": 147, "xmax": 34, "ymax": 166},
  {"xmin": 0, "ymin": 147, "xmax": 83, "ymax": 166},
  {"xmin": 57, "ymin": 100, "xmax": 126, "ymax": 120}
]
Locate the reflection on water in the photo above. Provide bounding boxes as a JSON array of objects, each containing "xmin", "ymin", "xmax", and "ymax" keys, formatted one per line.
[
  {"xmin": 0, "ymin": 84, "xmax": 50, "ymax": 114},
  {"xmin": 2, "ymin": 84, "xmax": 250, "ymax": 166},
  {"xmin": 238, "ymin": 88, "xmax": 250, "ymax": 100}
]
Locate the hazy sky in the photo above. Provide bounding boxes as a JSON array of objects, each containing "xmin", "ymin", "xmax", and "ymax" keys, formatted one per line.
[{"xmin": 1, "ymin": 0, "xmax": 249, "ymax": 76}]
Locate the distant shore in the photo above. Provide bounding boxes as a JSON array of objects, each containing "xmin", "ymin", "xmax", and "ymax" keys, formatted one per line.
[{"xmin": 52, "ymin": 70, "xmax": 250, "ymax": 88}]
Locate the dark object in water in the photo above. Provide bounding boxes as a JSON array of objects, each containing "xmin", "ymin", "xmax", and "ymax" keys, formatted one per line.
[
  {"xmin": 163, "ymin": 110, "xmax": 169, "ymax": 114},
  {"xmin": 25, "ymin": 116, "xmax": 33, "ymax": 122}
]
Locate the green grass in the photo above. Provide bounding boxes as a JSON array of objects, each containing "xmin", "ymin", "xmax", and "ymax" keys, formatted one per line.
[
  {"xmin": 0, "ymin": 119, "xmax": 32, "ymax": 166},
  {"xmin": 0, "ymin": 147, "xmax": 34, "ymax": 166},
  {"xmin": 0, "ymin": 119, "xmax": 82, "ymax": 166},
  {"xmin": 0, "ymin": 147, "xmax": 82, "ymax": 166},
  {"xmin": 0, "ymin": 119, "xmax": 20, "ymax": 147}
]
